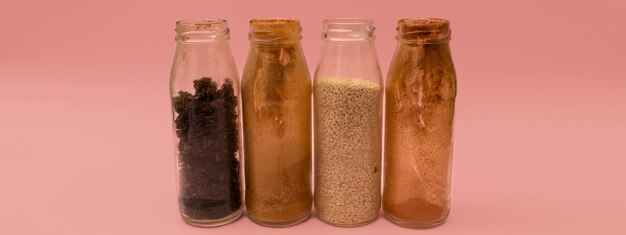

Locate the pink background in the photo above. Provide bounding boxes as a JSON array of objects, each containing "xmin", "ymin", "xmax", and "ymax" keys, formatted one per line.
[{"xmin": 1, "ymin": 0, "xmax": 625, "ymax": 234}]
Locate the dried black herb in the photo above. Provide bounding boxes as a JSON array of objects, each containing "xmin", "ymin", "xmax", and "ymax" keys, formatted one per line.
[{"xmin": 173, "ymin": 77, "xmax": 242, "ymax": 220}]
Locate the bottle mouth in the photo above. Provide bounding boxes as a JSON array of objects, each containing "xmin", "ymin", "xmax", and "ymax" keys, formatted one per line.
[
  {"xmin": 175, "ymin": 19, "xmax": 230, "ymax": 42},
  {"xmin": 248, "ymin": 18, "xmax": 302, "ymax": 44},
  {"xmin": 322, "ymin": 18, "xmax": 375, "ymax": 41},
  {"xmin": 397, "ymin": 18, "xmax": 451, "ymax": 44}
]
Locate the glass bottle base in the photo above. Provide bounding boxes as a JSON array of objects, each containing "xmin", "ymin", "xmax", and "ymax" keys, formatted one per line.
[
  {"xmin": 248, "ymin": 211, "xmax": 311, "ymax": 228},
  {"xmin": 318, "ymin": 214, "xmax": 378, "ymax": 228},
  {"xmin": 383, "ymin": 212, "xmax": 447, "ymax": 229},
  {"xmin": 180, "ymin": 207, "xmax": 243, "ymax": 227}
]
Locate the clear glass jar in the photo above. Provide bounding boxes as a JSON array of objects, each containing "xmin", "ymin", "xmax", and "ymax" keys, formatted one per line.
[
  {"xmin": 169, "ymin": 19, "xmax": 243, "ymax": 227},
  {"xmin": 313, "ymin": 18, "xmax": 383, "ymax": 227},
  {"xmin": 241, "ymin": 18, "xmax": 312, "ymax": 227},
  {"xmin": 383, "ymin": 18, "xmax": 457, "ymax": 228}
]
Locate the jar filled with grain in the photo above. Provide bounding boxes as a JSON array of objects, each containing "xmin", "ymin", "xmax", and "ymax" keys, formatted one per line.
[
  {"xmin": 383, "ymin": 18, "xmax": 457, "ymax": 228},
  {"xmin": 241, "ymin": 18, "xmax": 312, "ymax": 227},
  {"xmin": 313, "ymin": 18, "xmax": 383, "ymax": 227},
  {"xmin": 169, "ymin": 19, "xmax": 243, "ymax": 227}
]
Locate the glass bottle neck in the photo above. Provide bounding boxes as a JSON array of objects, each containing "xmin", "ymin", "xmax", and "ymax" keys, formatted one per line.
[
  {"xmin": 322, "ymin": 18, "xmax": 375, "ymax": 42},
  {"xmin": 174, "ymin": 40, "xmax": 235, "ymax": 63},
  {"xmin": 393, "ymin": 40, "xmax": 451, "ymax": 60},
  {"xmin": 390, "ymin": 40, "xmax": 453, "ymax": 75},
  {"xmin": 317, "ymin": 18, "xmax": 378, "ymax": 73},
  {"xmin": 316, "ymin": 37, "xmax": 381, "ymax": 83},
  {"xmin": 397, "ymin": 40, "xmax": 450, "ymax": 47},
  {"xmin": 248, "ymin": 18, "xmax": 302, "ymax": 44},
  {"xmin": 321, "ymin": 40, "xmax": 377, "ymax": 53},
  {"xmin": 175, "ymin": 19, "xmax": 230, "ymax": 43},
  {"xmin": 396, "ymin": 18, "xmax": 451, "ymax": 44},
  {"xmin": 171, "ymin": 40, "xmax": 237, "ymax": 84}
]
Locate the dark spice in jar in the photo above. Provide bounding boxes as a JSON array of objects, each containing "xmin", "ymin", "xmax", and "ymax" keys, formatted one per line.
[{"xmin": 172, "ymin": 77, "xmax": 242, "ymax": 220}]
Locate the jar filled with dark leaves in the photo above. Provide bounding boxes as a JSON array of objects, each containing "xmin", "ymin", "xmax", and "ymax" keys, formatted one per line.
[
  {"xmin": 241, "ymin": 18, "xmax": 312, "ymax": 227},
  {"xmin": 169, "ymin": 19, "xmax": 243, "ymax": 227}
]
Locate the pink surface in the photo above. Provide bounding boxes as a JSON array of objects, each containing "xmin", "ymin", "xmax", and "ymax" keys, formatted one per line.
[{"xmin": 1, "ymin": 0, "xmax": 625, "ymax": 234}]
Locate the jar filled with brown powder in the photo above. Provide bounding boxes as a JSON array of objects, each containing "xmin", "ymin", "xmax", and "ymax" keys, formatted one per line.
[
  {"xmin": 241, "ymin": 18, "xmax": 312, "ymax": 227},
  {"xmin": 383, "ymin": 18, "xmax": 457, "ymax": 228}
]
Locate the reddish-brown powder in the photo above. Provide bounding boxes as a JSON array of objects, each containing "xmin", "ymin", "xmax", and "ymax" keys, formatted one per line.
[{"xmin": 383, "ymin": 18, "xmax": 457, "ymax": 228}]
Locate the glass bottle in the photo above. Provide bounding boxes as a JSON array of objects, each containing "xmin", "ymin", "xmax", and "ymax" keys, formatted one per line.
[
  {"xmin": 241, "ymin": 18, "xmax": 312, "ymax": 227},
  {"xmin": 313, "ymin": 18, "xmax": 383, "ymax": 227},
  {"xmin": 383, "ymin": 18, "xmax": 457, "ymax": 228},
  {"xmin": 169, "ymin": 19, "xmax": 243, "ymax": 227}
]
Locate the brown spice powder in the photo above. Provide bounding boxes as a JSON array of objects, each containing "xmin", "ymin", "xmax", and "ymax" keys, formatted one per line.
[
  {"xmin": 242, "ymin": 18, "xmax": 312, "ymax": 227},
  {"xmin": 383, "ymin": 18, "xmax": 456, "ymax": 227}
]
